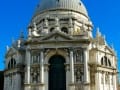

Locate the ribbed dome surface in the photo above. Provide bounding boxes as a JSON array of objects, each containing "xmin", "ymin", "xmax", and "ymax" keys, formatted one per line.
[{"xmin": 35, "ymin": 0, "xmax": 88, "ymax": 17}]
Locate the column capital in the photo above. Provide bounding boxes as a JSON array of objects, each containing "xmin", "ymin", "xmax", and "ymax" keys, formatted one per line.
[
  {"xmin": 26, "ymin": 48, "xmax": 31, "ymax": 51},
  {"xmin": 69, "ymin": 48, "xmax": 75, "ymax": 51},
  {"xmin": 83, "ymin": 47, "xmax": 89, "ymax": 51},
  {"xmin": 26, "ymin": 46, "xmax": 33, "ymax": 51},
  {"xmin": 40, "ymin": 48, "xmax": 46, "ymax": 53}
]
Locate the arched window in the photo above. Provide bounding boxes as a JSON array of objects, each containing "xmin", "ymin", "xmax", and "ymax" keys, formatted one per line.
[
  {"xmin": 8, "ymin": 62, "xmax": 10, "ymax": 69},
  {"xmin": 101, "ymin": 57, "xmax": 104, "ymax": 65},
  {"xmin": 11, "ymin": 58, "xmax": 14, "ymax": 68},
  {"xmin": 61, "ymin": 27, "xmax": 68, "ymax": 34},
  {"xmin": 104, "ymin": 56, "xmax": 107, "ymax": 66},
  {"xmin": 50, "ymin": 27, "xmax": 54, "ymax": 32},
  {"xmin": 108, "ymin": 59, "xmax": 111, "ymax": 66},
  {"xmin": 8, "ymin": 58, "xmax": 16, "ymax": 69},
  {"xmin": 14, "ymin": 59, "xmax": 16, "ymax": 67},
  {"xmin": 101, "ymin": 56, "xmax": 111, "ymax": 67}
]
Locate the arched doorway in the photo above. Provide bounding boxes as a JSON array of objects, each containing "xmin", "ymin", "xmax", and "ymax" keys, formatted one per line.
[{"xmin": 49, "ymin": 55, "xmax": 66, "ymax": 90}]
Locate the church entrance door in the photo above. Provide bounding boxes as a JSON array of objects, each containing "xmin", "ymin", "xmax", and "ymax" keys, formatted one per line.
[{"xmin": 49, "ymin": 55, "xmax": 66, "ymax": 90}]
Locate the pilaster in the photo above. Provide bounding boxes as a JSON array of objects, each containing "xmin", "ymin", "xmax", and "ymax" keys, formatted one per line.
[
  {"xmin": 84, "ymin": 48, "xmax": 90, "ymax": 90},
  {"xmin": 65, "ymin": 64, "xmax": 70, "ymax": 90},
  {"xmin": 40, "ymin": 49, "xmax": 44, "ymax": 83},
  {"xmin": 15, "ymin": 73, "xmax": 21, "ymax": 90},
  {"xmin": 69, "ymin": 48, "xmax": 75, "ymax": 90},
  {"xmin": 70, "ymin": 49, "xmax": 75, "ymax": 83},
  {"xmin": 39, "ymin": 49, "xmax": 45, "ymax": 90},
  {"xmin": 113, "ymin": 74, "xmax": 117, "ymax": 90},
  {"xmin": 24, "ymin": 49, "xmax": 31, "ymax": 90},
  {"xmin": 95, "ymin": 72, "xmax": 100, "ymax": 90}
]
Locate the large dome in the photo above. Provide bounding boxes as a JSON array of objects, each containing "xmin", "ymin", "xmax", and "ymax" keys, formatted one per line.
[{"xmin": 34, "ymin": 0, "xmax": 88, "ymax": 17}]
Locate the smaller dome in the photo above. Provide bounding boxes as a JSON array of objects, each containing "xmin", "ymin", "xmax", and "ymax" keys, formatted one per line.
[{"xmin": 34, "ymin": 0, "xmax": 88, "ymax": 17}]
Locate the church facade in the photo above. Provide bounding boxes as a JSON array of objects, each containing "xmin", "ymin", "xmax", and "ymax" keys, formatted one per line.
[{"xmin": 4, "ymin": 0, "xmax": 118, "ymax": 90}]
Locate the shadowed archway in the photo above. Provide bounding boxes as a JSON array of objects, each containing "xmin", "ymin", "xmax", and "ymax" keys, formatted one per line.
[{"xmin": 49, "ymin": 55, "xmax": 66, "ymax": 90}]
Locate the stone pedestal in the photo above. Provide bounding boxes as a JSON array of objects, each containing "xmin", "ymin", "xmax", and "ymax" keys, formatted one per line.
[
  {"xmin": 38, "ymin": 83, "xmax": 45, "ymax": 90},
  {"xmin": 69, "ymin": 83, "xmax": 75, "ymax": 90},
  {"xmin": 84, "ymin": 82, "xmax": 90, "ymax": 90},
  {"xmin": 24, "ymin": 84, "xmax": 31, "ymax": 90}
]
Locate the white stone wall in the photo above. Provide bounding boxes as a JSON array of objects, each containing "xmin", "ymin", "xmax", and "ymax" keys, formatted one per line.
[
  {"xmin": 95, "ymin": 71, "xmax": 117, "ymax": 90},
  {"xmin": 15, "ymin": 74, "xmax": 21, "ymax": 90},
  {"xmin": 4, "ymin": 73, "xmax": 22, "ymax": 90}
]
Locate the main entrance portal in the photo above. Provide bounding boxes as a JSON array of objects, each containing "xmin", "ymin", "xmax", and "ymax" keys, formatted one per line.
[{"xmin": 49, "ymin": 55, "xmax": 66, "ymax": 90}]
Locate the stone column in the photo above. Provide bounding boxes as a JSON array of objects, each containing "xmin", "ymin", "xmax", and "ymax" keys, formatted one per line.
[
  {"xmin": 103, "ymin": 73, "xmax": 105, "ymax": 90},
  {"xmin": 96, "ymin": 72, "xmax": 100, "ymax": 90},
  {"xmin": 25, "ymin": 49, "xmax": 31, "ymax": 90},
  {"xmin": 113, "ymin": 74, "xmax": 117, "ymax": 90},
  {"xmin": 44, "ymin": 65, "xmax": 49, "ymax": 90},
  {"xmin": 26, "ymin": 49, "xmax": 31, "ymax": 84},
  {"xmin": 70, "ymin": 49, "xmax": 74, "ymax": 83},
  {"xmin": 65, "ymin": 64, "xmax": 70, "ymax": 90},
  {"xmin": 84, "ymin": 48, "xmax": 89, "ymax": 83},
  {"xmin": 40, "ymin": 50, "xmax": 44, "ymax": 83},
  {"xmin": 39, "ymin": 49, "xmax": 45, "ymax": 90},
  {"xmin": 69, "ymin": 49, "xmax": 75, "ymax": 90},
  {"xmin": 84, "ymin": 48, "xmax": 90, "ymax": 90}
]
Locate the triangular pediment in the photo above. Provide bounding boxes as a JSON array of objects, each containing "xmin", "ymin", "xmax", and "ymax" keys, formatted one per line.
[
  {"xmin": 5, "ymin": 47, "xmax": 18, "ymax": 58},
  {"xmin": 98, "ymin": 45, "xmax": 115, "ymax": 55},
  {"xmin": 91, "ymin": 44, "xmax": 115, "ymax": 56},
  {"xmin": 41, "ymin": 31, "xmax": 73, "ymax": 41},
  {"xmin": 104, "ymin": 45, "xmax": 115, "ymax": 55}
]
